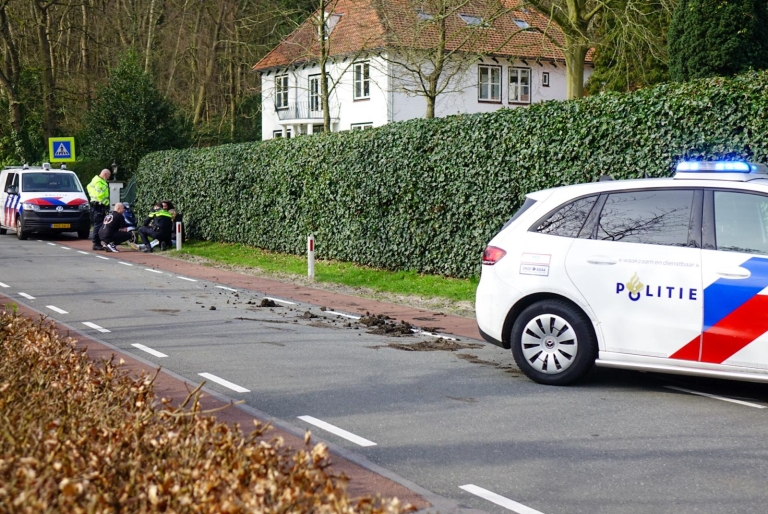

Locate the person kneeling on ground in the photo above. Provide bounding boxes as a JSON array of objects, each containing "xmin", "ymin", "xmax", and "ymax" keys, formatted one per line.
[
  {"xmin": 139, "ymin": 202, "xmax": 173, "ymax": 253},
  {"xmin": 98, "ymin": 203, "xmax": 132, "ymax": 253}
]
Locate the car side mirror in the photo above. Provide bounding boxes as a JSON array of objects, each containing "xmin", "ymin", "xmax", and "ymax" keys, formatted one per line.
[{"xmin": 5, "ymin": 185, "xmax": 18, "ymax": 195}]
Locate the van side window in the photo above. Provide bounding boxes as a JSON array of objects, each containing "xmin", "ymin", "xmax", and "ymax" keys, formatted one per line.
[{"xmin": 3, "ymin": 173, "xmax": 16, "ymax": 192}]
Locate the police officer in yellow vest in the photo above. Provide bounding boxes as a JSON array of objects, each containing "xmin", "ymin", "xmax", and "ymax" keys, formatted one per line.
[
  {"xmin": 139, "ymin": 202, "xmax": 173, "ymax": 253},
  {"xmin": 86, "ymin": 168, "xmax": 111, "ymax": 250}
]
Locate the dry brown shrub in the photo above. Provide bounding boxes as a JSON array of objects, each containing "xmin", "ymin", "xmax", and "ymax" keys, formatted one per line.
[{"xmin": 0, "ymin": 311, "xmax": 411, "ymax": 513}]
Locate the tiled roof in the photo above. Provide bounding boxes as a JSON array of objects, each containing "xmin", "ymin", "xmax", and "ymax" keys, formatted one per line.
[{"xmin": 253, "ymin": 0, "xmax": 590, "ymax": 71}]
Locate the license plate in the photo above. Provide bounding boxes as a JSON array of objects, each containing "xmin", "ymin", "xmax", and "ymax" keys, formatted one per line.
[{"xmin": 51, "ymin": 223, "xmax": 70, "ymax": 229}]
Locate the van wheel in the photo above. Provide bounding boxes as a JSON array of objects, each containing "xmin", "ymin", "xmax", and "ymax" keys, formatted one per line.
[
  {"xmin": 510, "ymin": 300, "xmax": 597, "ymax": 386},
  {"xmin": 16, "ymin": 217, "xmax": 28, "ymax": 240}
]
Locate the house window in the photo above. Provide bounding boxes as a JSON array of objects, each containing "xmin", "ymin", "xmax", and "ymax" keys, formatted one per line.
[
  {"xmin": 459, "ymin": 14, "xmax": 486, "ymax": 26},
  {"xmin": 513, "ymin": 18, "xmax": 530, "ymax": 29},
  {"xmin": 309, "ymin": 75, "xmax": 321, "ymax": 114},
  {"xmin": 275, "ymin": 74, "xmax": 289, "ymax": 109},
  {"xmin": 351, "ymin": 123, "xmax": 373, "ymax": 130},
  {"xmin": 509, "ymin": 67, "xmax": 531, "ymax": 103},
  {"xmin": 542, "ymin": 72, "xmax": 550, "ymax": 87},
  {"xmin": 353, "ymin": 62, "xmax": 370, "ymax": 100},
  {"xmin": 273, "ymin": 129, "xmax": 292, "ymax": 139},
  {"xmin": 319, "ymin": 12, "xmax": 342, "ymax": 39},
  {"xmin": 478, "ymin": 65, "xmax": 501, "ymax": 102}
]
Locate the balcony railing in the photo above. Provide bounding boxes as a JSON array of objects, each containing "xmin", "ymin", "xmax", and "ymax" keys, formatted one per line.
[{"xmin": 276, "ymin": 101, "xmax": 340, "ymax": 121}]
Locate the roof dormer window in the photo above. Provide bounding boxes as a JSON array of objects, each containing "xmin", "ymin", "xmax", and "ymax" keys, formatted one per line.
[
  {"xmin": 417, "ymin": 10, "xmax": 433, "ymax": 20},
  {"xmin": 319, "ymin": 12, "xmax": 342, "ymax": 39}
]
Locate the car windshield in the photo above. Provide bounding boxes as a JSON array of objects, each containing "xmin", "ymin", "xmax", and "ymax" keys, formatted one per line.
[{"xmin": 21, "ymin": 172, "xmax": 82, "ymax": 193}]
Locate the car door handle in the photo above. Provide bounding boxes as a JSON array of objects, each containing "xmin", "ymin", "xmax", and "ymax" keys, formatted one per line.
[
  {"xmin": 716, "ymin": 267, "xmax": 751, "ymax": 279},
  {"xmin": 586, "ymin": 255, "xmax": 617, "ymax": 265}
]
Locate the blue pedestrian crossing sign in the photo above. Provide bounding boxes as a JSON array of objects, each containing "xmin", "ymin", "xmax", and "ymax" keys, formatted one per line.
[{"xmin": 49, "ymin": 137, "xmax": 76, "ymax": 162}]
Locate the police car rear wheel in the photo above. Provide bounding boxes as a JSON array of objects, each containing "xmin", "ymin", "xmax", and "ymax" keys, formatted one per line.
[
  {"xmin": 511, "ymin": 300, "xmax": 597, "ymax": 386},
  {"xmin": 16, "ymin": 217, "xmax": 27, "ymax": 240}
]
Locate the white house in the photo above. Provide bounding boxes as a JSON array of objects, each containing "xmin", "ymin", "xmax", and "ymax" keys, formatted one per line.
[{"xmin": 253, "ymin": 0, "xmax": 592, "ymax": 140}]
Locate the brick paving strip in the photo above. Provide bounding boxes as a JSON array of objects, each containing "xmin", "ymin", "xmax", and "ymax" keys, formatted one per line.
[{"xmin": 2, "ymin": 236, "xmax": 487, "ymax": 512}]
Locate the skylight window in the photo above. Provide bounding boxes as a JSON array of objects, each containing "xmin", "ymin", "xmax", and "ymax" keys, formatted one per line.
[
  {"xmin": 513, "ymin": 18, "xmax": 530, "ymax": 29},
  {"xmin": 417, "ymin": 10, "xmax": 433, "ymax": 20},
  {"xmin": 459, "ymin": 14, "xmax": 486, "ymax": 26}
]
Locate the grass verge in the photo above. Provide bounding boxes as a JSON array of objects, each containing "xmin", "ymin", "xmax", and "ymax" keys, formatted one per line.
[{"xmin": 177, "ymin": 241, "xmax": 479, "ymax": 303}]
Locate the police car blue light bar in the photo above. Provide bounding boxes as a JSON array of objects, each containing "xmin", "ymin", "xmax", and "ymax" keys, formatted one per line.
[{"xmin": 676, "ymin": 160, "xmax": 752, "ymax": 172}]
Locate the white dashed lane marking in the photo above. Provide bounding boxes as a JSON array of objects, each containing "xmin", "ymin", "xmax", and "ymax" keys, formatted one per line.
[
  {"xmin": 132, "ymin": 344, "xmax": 168, "ymax": 358},
  {"xmin": 18, "ymin": 292, "xmax": 35, "ymax": 300},
  {"xmin": 96, "ymin": 256, "xmax": 109, "ymax": 260},
  {"xmin": 78, "ymin": 251, "xmax": 89, "ymax": 255},
  {"xmin": 46, "ymin": 305, "xmax": 68, "ymax": 314},
  {"xmin": 145, "ymin": 269, "xmax": 163, "ymax": 274},
  {"xmin": 460, "ymin": 485, "xmax": 545, "ymax": 514},
  {"xmin": 178, "ymin": 276, "xmax": 197, "ymax": 282},
  {"xmin": 0, "ymin": 282, "xmax": 9, "ymax": 288},
  {"xmin": 118, "ymin": 262, "xmax": 133, "ymax": 267},
  {"xmin": 664, "ymin": 386, "xmax": 766, "ymax": 409},
  {"xmin": 216, "ymin": 286, "xmax": 237, "ymax": 292},
  {"xmin": 297, "ymin": 416, "xmax": 377, "ymax": 447},
  {"xmin": 47, "ymin": 243, "xmax": 56, "ymax": 246},
  {"xmin": 325, "ymin": 310, "xmax": 361, "ymax": 320},
  {"xmin": 264, "ymin": 296, "xmax": 296, "ymax": 305},
  {"xmin": 198, "ymin": 373, "xmax": 250, "ymax": 393},
  {"xmin": 82, "ymin": 322, "xmax": 110, "ymax": 333}
]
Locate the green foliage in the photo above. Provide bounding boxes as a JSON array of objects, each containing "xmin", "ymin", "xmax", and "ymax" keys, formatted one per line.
[
  {"xmin": 668, "ymin": 0, "xmax": 768, "ymax": 81},
  {"xmin": 137, "ymin": 70, "xmax": 768, "ymax": 278},
  {"xmin": 82, "ymin": 52, "xmax": 190, "ymax": 179}
]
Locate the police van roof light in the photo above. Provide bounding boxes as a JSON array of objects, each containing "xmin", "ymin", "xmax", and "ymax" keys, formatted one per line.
[
  {"xmin": 676, "ymin": 160, "xmax": 752, "ymax": 172},
  {"xmin": 42, "ymin": 162, "xmax": 51, "ymax": 170}
]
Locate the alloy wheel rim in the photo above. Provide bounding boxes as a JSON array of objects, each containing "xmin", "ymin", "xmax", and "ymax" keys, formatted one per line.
[{"xmin": 520, "ymin": 314, "xmax": 578, "ymax": 374}]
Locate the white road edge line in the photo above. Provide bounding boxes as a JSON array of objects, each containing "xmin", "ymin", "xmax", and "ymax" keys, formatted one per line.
[
  {"xmin": 78, "ymin": 251, "xmax": 89, "ymax": 255},
  {"xmin": 198, "ymin": 372, "xmax": 250, "ymax": 393},
  {"xmin": 18, "ymin": 292, "xmax": 35, "ymax": 300},
  {"xmin": 664, "ymin": 386, "xmax": 766, "ymax": 409},
  {"xmin": 118, "ymin": 262, "xmax": 133, "ymax": 267},
  {"xmin": 145, "ymin": 269, "xmax": 163, "ymax": 274},
  {"xmin": 0, "ymin": 282, "xmax": 9, "ymax": 288},
  {"xmin": 177, "ymin": 276, "xmax": 197, "ymax": 282},
  {"xmin": 132, "ymin": 344, "xmax": 168, "ymax": 358},
  {"xmin": 46, "ymin": 305, "xmax": 68, "ymax": 314},
  {"xmin": 413, "ymin": 329, "xmax": 458, "ymax": 341},
  {"xmin": 61, "ymin": 246, "xmax": 71, "ymax": 250},
  {"xmin": 96, "ymin": 256, "xmax": 110, "ymax": 260},
  {"xmin": 82, "ymin": 322, "xmax": 110, "ymax": 333},
  {"xmin": 47, "ymin": 242, "xmax": 56, "ymax": 246},
  {"xmin": 216, "ymin": 286, "xmax": 237, "ymax": 292},
  {"xmin": 297, "ymin": 416, "xmax": 377, "ymax": 447},
  {"xmin": 325, "ymin": 310, "xmax": 361, "ymax": 320},
  {"xmin": 265, "ymin": 296, "xmax": 296, "ymax": 305},
  {"xmin": 460, "ymin": 485, "xmax": 545, "ymax": 514}
]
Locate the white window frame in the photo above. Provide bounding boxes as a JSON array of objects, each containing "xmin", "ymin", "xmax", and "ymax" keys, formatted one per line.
[
  {"xmin": 309, "ymin": 74, "xmax": 322, "ymax": 114},
  {"xmin": 353, "ymin": 62, "xmax": 370, "ymax": 100},
  {"xmin": 350, "ymin": 123, "xmax": 373, "ymax": 130},
  {"xmin": 509, "ymin": 67, "xmax": 531, "ymax": 104},
  {"xmin": 275, "ymin": 74, "xmax": 289, "ymax": 110},
  {"xmin": 542, "ymin": 72, "xmax": 550, "ymax": 87},
  {"xmin": 272, "ymin": 129, "xmax": 292, "ymax": 139},
  {"xmin": 478, "ymin": 64, "xmax": 501, "ymax": 102}
]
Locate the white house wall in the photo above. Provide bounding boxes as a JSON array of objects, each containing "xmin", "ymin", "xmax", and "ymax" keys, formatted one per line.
[{"xmin": 260, "ymin": 53, "xmax": 592, "ymax": 140}]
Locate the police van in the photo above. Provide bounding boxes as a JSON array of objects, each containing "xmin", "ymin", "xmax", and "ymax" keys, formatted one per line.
[
  {"xmin": 476, "ymin": 160, "xmax": 768, "ymax": 385},
  {"xmin": 0, "ymin": 163, "xmax": 91, "ymax": 240}
]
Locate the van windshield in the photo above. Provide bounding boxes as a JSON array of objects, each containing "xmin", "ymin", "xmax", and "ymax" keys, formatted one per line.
[{"xmin": 21, "ymin": 172, "xmax": 82, "ymax": 193}]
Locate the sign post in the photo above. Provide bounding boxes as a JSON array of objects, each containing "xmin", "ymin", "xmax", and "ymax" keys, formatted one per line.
[{"xmin": 48, "ymin": 137, "xmax": 76, "ymax": 163}]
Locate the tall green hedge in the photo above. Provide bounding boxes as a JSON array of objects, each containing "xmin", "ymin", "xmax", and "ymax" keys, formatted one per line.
[{"xmin": 136, "ymin": 71, "xmax": 768, "ymax": 278}]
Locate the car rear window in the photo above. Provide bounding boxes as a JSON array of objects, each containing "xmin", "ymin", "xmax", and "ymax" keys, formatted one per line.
[
  {"xmin": 596, "ymin": 189, "xmax": 694, "ymax": 246},
  {"xmin": 534, "ymin": 195, "xmax": 598, "ymax": 238},
  {"xmin": 502, "ymin": 197, "xmax": 537, "ymax": 230}
]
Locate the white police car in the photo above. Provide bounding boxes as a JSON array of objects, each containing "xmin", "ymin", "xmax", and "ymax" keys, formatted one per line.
[{"xmin": 476, "ymin": 160, "xmax": 768, "ymax": 385}]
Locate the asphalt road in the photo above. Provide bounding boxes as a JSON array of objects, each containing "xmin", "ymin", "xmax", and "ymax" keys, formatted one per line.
[{"xmin": 4, "ymin": 236, "xmax": 768, "ymax": 514}]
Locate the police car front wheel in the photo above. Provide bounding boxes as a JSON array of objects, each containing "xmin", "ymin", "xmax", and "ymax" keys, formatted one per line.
[
  {"xmin": 16, "ymin": 217, "xmax": 27, "ymax": 240},
  {"xmin": 511, "ymin": 300, "xmax": 597, "ymax": 386}
]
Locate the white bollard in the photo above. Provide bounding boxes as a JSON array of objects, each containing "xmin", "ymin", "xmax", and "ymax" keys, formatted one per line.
[
  {"xmin": 308, "ymin": 234, "xmax": 315, "ymax": 280},
  {"xmin": 176, "ymin": 222, "xmax": 182, "ymax": 251}
]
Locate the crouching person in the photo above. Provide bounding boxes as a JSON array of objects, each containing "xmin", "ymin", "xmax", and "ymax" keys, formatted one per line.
[
  {"xmin": 98, "ymin": 203, "xmax": 132, "ymax": 253},
  {"xmin": 139, "ymin": 202, "xmax": 173, "ymax": 253}
]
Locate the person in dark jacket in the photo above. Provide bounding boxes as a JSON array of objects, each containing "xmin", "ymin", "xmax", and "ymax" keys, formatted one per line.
[
  {"xmin": 98, "ymin": 203, "xmax": 131, "ymax": 252},
  {"xmin": 139, "ymin": 202, "xmax": 173, "ymax": 253}
]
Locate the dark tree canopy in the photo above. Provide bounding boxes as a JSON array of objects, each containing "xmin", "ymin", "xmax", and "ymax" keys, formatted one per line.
[
  {"xmin": 668, "ymin": 0, "xmax": 768, "ymax": 81},
  {"xmin": 83, "ymin": 53, "xmax": 190, "ymax": 179}
]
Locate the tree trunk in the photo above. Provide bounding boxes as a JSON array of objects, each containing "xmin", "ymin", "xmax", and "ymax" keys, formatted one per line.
[
  {"xmin": 34, "ymin": 1, "xmax": 57, "ymax": 140},
  {"xmin": 193, "ymin": 3, "xmax": 226, "ymax": 126},
  {"xmin": 80, "ymin": 1, "xmax": 92, "ymax": 110},
  {"xmin": 564, "ymin": 36, "xmax": 589, "ymax": 100}
]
